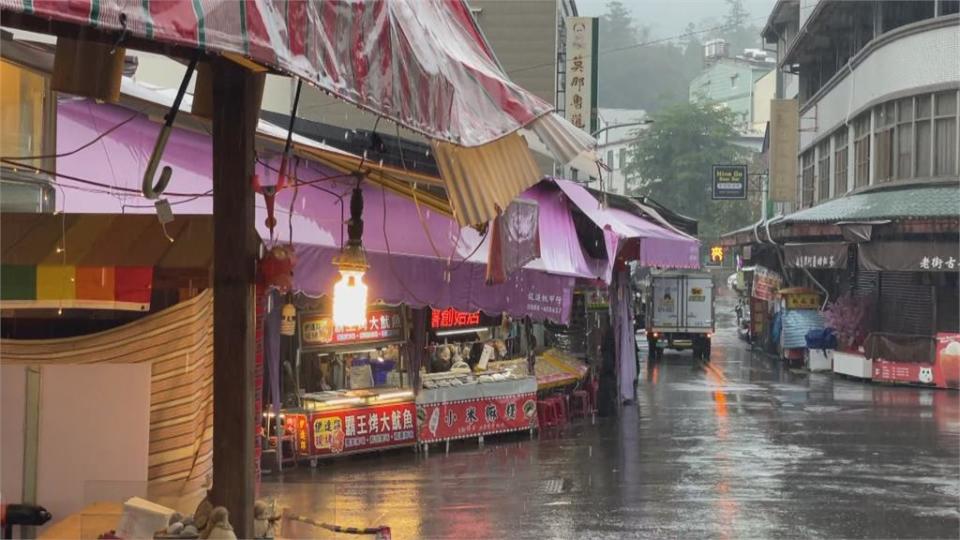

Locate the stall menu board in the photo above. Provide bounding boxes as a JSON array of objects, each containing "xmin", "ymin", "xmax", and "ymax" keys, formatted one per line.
[
  {"xmin": 301, "ymin": 307, "xmax": 403, "ymax": 349},
  {"xmin": 298, "ymin": 402, "xmax": 417, "ymax": 457},
  {"xmin": 417, "ymin": 393, "xmax": 538, "ymax": 443},
  {"xmin": 873, "ymin": 333, "xmax": 960, "ymax": 389},
  {"xmin": 751, "ymin": 266, "xmax": 781, "ymax": 302}
]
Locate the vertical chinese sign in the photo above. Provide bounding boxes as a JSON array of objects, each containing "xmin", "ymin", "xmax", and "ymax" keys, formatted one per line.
[{"xmin": 564, "ymin": 17, "xmax": 599, "ymax": 134}]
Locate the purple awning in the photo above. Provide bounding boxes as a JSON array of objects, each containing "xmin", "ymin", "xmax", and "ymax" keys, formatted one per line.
[
  {"xmin": 552, "ymin": 179, "xmax": 701, "ymax": 270},
  {"xmin": 51, "ymin": 99, "xmax": 577, "ymax": 323}
]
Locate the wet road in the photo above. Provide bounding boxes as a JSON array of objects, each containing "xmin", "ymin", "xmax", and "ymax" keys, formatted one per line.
[{"xmin": 264, "ymin": 299, "xmax": 960, "ymax": 539}]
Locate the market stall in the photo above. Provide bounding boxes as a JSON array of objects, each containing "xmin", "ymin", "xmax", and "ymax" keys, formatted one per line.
[
  {"xmin": 416, "ymin": 372, "xmax": 538, "ymax": 447},
  {"xmin": 280, "ymin": 305, "xmax": 418, "ymax": 462},
  {"xmin": 775, "ymin": 288, "xmax": 824, "ymax": 365}
]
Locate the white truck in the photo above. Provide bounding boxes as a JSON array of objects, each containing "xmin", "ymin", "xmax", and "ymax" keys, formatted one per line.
[{"xmin": 644, "ymin": 270, "xmax": 715, "ymax": 361}]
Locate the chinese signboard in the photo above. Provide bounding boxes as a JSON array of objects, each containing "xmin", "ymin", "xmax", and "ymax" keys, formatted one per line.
[
  {"xmin": 429, "ymin": 308, "xmax": 500, "ymax": 330},
  {"xmin": 525, "ymin": 288, "xmax": 569, "ymax": 319},
  {"xmin": 784, "ymin": 243, "xmax": 848, "ymax": 269},
  {"xmin": 783, "ymin": 292, "xmax": 821, "ymax": 310},
  {"xmin": 301, "ymin": 307, "xmax": 404, "ymax": 349},
  {"xmin": 564, "ymin": 17, "xmax": 599, "ymax": 134},
  {"xmin": 711, "ymin": 164, "xmax": 748, "ymax": 200},
  {"xmin": 416, "ymin": 393, "xmax": 538, "ymax": 443},
  {"xmin": 301, "ymin": 402, "xmax": 417, "ymax": 457},
  {"xmin": 709, "ymin": 246, "xmax": 724, "ymax": 265},
  {"xmin": 858, "ymin": 241, "xmax": 960, "ymax": 272},
  {"xmin": 751, "ymin": 265, "xmax": 782, "ymax": 302},
  {"xmin": 584, "ymin": 289, "xmax": 609, "ymax": 311},
  {"xmin": 283, "ymin": 413, "xmax": 310, "ymax": 455}
]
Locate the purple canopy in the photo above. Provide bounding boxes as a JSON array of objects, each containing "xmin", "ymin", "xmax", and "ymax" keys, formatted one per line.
[
  {"xmin": 52, "ymin": 99, "xmax": 576, "ymax": 323},
  {"xmin": 553, "ymin": 179, "xmax": 701, "ymax": 270}
]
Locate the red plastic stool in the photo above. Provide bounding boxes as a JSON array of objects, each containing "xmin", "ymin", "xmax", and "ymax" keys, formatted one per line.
[
  {"xmin": 551, "ymin": 396, "xmax": 568, "ymax": 425},
  {"xmin": 570, "ymin": 390, "xmax": 590, "ymax": 418},
  {"xmin": 537, "ymin": 399, "xmax": 556, "ymax": 428}
]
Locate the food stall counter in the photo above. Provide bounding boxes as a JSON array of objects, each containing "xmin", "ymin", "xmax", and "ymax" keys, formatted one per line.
[{"xmin": 416, "ymin": 373, "xmax": 538, "ymax": 444}]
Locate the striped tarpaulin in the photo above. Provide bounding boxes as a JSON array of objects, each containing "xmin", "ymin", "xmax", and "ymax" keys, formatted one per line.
[
  {"xmin": 0, "ymin": 0, "xmax": 552, "ymax": 148},
  {"xmin": 2, "ymin": 290, "xmax": 216, "ymax": 496}
]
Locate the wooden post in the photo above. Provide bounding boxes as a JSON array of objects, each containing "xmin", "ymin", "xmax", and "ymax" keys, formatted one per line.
[{"xmin": 210, "ymin": 57, "xmax": 262, "ymax": 539}]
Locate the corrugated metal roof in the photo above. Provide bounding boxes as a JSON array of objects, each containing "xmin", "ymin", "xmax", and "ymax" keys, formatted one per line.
[{"xmin": 783, "ymin": 183, "xmax": 960, "ymax": 224}]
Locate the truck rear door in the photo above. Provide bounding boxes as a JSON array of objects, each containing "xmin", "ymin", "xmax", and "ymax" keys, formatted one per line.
[
  {"xmin": 684, "ymin": 276, "xmax": 714, "ymax": 331},
  {"xmin": 650, "ymin": 276, "xmax": 681, "ymax": 330}
]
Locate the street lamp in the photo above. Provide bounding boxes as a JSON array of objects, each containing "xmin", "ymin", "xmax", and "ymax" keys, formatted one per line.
[
  {"xmin": 332, "ymin": 184, "xmax": 369, "ymax": 328},
  {"xmin": 590, "ymin": 119, "xmax": 654, "ymax": 142}
]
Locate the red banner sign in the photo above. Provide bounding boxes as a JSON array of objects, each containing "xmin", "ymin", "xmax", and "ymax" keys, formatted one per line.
[
  {"xmin": 301, "ymin": 308, "xmax": 404, "ymax": 349},
  {"xmin": 417, "ymin": 393, "xmax": 538, "ymax": 443},
  {"xmin": 871, "ymin": 333, "xmax": 960, "ymax": 389},
  {"xmin": 431, "ymin": 307, "xmax": 481, "ymax": 329},
  {"xmin": 302, "ymin": 402, "xmax": 417, "ymax": 457}
]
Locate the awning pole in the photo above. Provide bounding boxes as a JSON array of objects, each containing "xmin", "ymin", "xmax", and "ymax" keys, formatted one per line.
[{"xmin": 210, "ymin": 57, "xmax": 261, "ymax": 539}]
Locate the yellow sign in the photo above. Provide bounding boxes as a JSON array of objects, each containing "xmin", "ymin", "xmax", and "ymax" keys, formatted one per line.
[{"xmin": 710, "ymin": 246, "xmax": 724, "ymax": 264}]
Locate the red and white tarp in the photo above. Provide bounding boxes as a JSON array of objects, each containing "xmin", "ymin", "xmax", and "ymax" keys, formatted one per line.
[{"xmin": 2, "ymin": 0, "xmax": 552, "ymax": 148}]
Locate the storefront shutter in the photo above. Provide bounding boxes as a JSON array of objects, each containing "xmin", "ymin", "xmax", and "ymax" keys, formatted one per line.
[{"xmin": 879, "ymin": 272, "xmax": 934, "ymax": 335}]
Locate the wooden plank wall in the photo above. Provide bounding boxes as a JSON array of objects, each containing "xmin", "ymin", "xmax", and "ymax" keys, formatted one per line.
[{"xmin": 2, "ymin": 290, "xmax": 214, "ymax": 496}]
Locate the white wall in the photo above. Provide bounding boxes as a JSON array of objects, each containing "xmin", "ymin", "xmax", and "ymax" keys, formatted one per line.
[
  {"xmin": 130, "ymin": 51, "xmax": 291, "ymax": 115},
  {"xmin": 799, "ymin": 22, "xmax": 960, "ymax": 152},
  {"xmin": 2, "ymin": 366, "xmax": 27, "ymax": 504},
  {"xmin": 752, "ymin": 69, "xmax": 777, "ymax": 133}
]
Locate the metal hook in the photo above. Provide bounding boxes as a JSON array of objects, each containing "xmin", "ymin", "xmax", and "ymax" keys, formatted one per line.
[
  {"xmin": 110, "ymin": 13, "xmax": 129, "ymax": 55},
  {"xmin": 142, "ymin": 53, "xmax": 199, "ymax": 200}
]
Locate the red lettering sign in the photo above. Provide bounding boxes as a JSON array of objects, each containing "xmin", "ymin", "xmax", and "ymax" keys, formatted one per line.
[
  {"xmin": 416, "ymin": 393, "xmax": 538, "ymax": 443},
  {"xmin": 298, "ymin": 402, "xmax": 417, "ymax": 457},
  {"xmin": 430, "ymin": 308, "xmax": 481, "ymax": 329}
]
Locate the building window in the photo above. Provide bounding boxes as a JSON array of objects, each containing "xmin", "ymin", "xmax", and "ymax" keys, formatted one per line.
[
  {"xmin": 606, "ymin": 150, "xmax": 614, "ymax": 170},
  {"xmin": 817, "ymin": 140, "xmax": 831, "ymax": 202},
  {"xmin": 801, "ymin": 150, "xmax": 815, "ymax": 207},
  {"xmin": 916, "ymin": 95, "xmax": 933, "ymax": 176},
  {"xmin": 854, "ymin": 113, "xmax": 871, "ymax": 187},
  {"xmin": 942, "ymin": 1, "xmax": 960, "ymax": 16},
  {"xmin": 896, "ymin": 97, "xmax": 915, "ymax": 178},
  {"xmin": 618, "ymin": 148, "xmax": 627, "ymax": 171},
  {"xmin": 933, "ymin": 91, "xmax": 958, "ymax": 176},
  {"xmin": 874, "ymin": 102, "xmax": 896, "ymax": 183},
  {"xmin": 882, "ymin": 1, "xmax": 935, "ymax": 33},
  {"xmin": 834, "ymin": 129, "xmax": 849, "ymax": 195}
]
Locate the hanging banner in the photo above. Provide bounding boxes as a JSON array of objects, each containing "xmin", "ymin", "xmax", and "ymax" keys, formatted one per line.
[
  {"xmin": 769, "ymin": 99, "xmax": 799, "ymax": 202},
  {"xmin": 783, "ymin": 243, "xmax": 848, "ymax": 269},
  {"xmin": 416, "ymin": 393, "xmax": 538, "ymax": 443},
  {"xmin": 751, "ymin": 265, "xmax": 782, "ymax": 302},
  {"xmin": 712, "ymin": 164, "xmax": 748, "ymax": 200},
  {"xmin": 858, "ymin": 241, "xmax": 960, "ymax": 272},
  {"xmin": 564, "ymin": 17, "xmax": 599, "ymax": 134}
]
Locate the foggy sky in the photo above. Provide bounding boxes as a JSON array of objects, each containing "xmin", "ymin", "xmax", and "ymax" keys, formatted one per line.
[{"xmin": 575, "ymin": 0, "xmax": 778, "ymax": 39}]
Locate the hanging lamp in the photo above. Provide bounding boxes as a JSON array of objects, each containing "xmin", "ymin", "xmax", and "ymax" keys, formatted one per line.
[{"xmin": 332, "ymin": 184, "xmax": 368, "ymax": 328}]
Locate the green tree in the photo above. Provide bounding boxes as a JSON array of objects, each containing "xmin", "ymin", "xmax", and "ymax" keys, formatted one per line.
[
  {"xmin": 596, "ymin": 2, "xmax": 701, "ymax": 111},
  {"xmin": 624, "ymin": 101, "xmax": 758, "ymax": 240}
]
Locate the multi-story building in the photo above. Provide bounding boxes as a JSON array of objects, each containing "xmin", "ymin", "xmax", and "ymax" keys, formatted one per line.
[
  {"xmin": 723, "ymin": 0, "xmax": 959, "ymax": 382},
  {"xmin": 784, "ymin": 0, "xmax": 959, "ymax": 206},
  {"xmin": 689, "ymin": 39, "xmax": 776, "ymax": 141}
]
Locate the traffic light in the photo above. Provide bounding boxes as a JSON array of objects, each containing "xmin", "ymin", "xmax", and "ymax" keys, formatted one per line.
[{"xmin": 710, "ymin": 246, "xmax": 724, "ymax": 265}]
